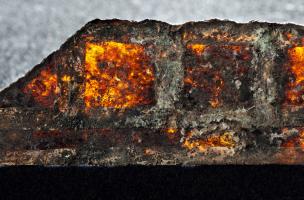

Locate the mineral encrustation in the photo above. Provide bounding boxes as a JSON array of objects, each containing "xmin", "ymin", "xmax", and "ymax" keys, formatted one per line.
[{"xmin": 1, "ymin": 19, "xmax": 304, "ymax": 165}]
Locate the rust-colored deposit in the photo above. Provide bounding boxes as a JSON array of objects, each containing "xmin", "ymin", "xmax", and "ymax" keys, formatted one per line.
[
  {"xmin": 285, "ymin": 47, "xmax": 304, "ymax": 106},
  {"xmin": 186, "ymin": 44, "xmax": 206, "ymax": 55},
  {"xmin": 83, "ymin": 41, "xmax": 155, "ymax": 109},
  {"xmin": 182, "ymin": 131, "xmax": 236, "ymax": 153},
  {"xmin": 184, "ymin": 44, "xmax": 252, "ymax": 108},
  {"xmin": 22, "ymin": 67, "xmax": 59, "ymax": 107},
  {"xmin": 277, "ymin": 128, "xmax": 304, "ymax": 164},
  {"xmin": 281, "ymin": 128, "xmax": 304, "ymax": 150}
]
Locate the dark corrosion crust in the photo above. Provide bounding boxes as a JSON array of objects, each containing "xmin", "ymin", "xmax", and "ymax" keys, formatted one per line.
[{"xmin": 2, "ymin": 19, "xmax": 304, "ymax": 165}]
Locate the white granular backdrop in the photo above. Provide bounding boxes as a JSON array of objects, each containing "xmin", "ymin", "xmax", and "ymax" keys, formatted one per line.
[{"xmin": 0, "ymin": 0, "xmax": 303, "ymax": 90}]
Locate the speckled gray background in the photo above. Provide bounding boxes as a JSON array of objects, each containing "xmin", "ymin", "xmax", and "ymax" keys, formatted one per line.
[{"xmin": 0, "ymin": 0, "xmax": 303, "ymax": 90}]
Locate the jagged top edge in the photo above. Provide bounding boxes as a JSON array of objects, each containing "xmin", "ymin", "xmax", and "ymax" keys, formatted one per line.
[
  {"xmin": 1, "ymin": 18, "xmax": 304, "ymax": 94},
  {"xmin": 85, "ymin": 18, "xmax": 304, "ymax": 29}
]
